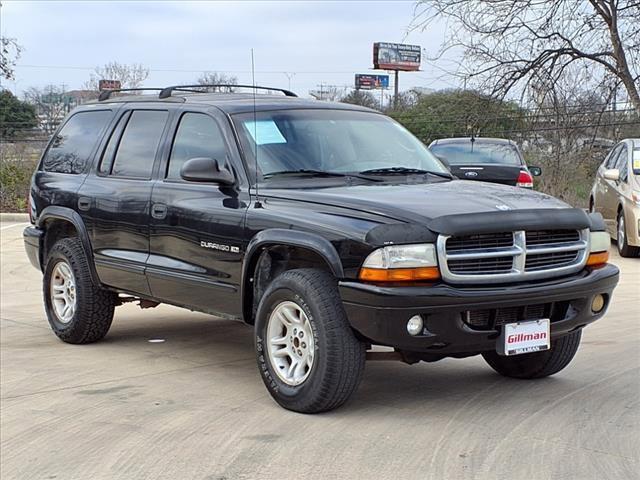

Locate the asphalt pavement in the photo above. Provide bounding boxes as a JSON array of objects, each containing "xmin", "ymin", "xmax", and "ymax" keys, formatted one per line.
[{"xmin": 1, "ymin": 221, "xmax": 638, "ymax": 480}]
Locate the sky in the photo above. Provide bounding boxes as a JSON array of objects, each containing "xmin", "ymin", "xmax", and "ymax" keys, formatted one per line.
[{"xmin": 0, "ymin": 0, "xmax": 461, "ymax": 98}]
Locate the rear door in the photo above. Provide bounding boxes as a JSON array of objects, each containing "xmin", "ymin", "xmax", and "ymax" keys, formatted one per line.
[
  {"xmin": 79, "ymin": 106, "xmax": 171, "ymax": 295},
  {"xmin": 147, "ymin": 108, "xmax": 250, "ymax": 317}
]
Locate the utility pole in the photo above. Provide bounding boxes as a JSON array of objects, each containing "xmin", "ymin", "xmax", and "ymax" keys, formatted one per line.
[{"xmin": 393, "ymin": 70, "xmax": 399, "ymax": 108}]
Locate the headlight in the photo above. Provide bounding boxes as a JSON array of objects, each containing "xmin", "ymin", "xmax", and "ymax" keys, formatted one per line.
[
  {"xmin": 359, "ymin": 244, "xmax": 440, "ymax": 282},
  {"xmin": 589, "ymin": 231, "xmax": 610, "ymax": 253},
  {"xmin": 586, "ymin": 231, "xmax": 610, "ymax": 266}
]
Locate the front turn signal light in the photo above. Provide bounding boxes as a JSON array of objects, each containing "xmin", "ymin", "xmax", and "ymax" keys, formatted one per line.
[
  {"xmin": 359, "ymin": 266, "xmax": 440, "ymax": 282},
  {"xmin": 586, "ymin": 251, "xmax": 609, "ymax": 267}
]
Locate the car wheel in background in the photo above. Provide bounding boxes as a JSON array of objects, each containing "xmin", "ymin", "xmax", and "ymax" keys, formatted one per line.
[{"xmin": 616, "ymin": 210, "xmax": 639, "ymax": 257}]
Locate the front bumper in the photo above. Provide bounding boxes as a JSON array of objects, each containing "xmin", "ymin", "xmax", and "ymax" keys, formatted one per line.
[
  {"xmin": 339, "ymin": 264, "xmax": 619, "ymax": 355},
  {"xmin": 23, "ymin": 226, "xmax": 44, "ymax": 271}
]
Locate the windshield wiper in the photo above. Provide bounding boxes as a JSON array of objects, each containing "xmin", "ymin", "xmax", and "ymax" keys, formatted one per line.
[
  {"xmin": 358, "ymin": 167, "xmax": 453, "ymax": 179},
  {"xmin": 263, "ymin": 169, "xmax": 382, "ymax": 182}
]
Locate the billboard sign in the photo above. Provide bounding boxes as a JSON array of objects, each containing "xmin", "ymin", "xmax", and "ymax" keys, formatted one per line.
[
  {"xmin": 355, "ymin": 74, "xmax": 389, "ymax": 90},
  {"xmin": 373, "ymin": 42, "xmax": 421, "ymax": 71},
  {"xmin": 98, "ymin": 79, "xmax": 122, "ymax": 91}
]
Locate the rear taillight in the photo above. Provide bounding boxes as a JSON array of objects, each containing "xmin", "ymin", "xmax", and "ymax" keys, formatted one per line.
[{"xmin": 516, "ymin": 170, "xmax": 534, "ymax": 188}]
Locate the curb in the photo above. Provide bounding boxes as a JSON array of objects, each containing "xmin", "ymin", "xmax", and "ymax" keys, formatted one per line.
[{"xmin": 0, "ymin": 213, "xmax": 29, "ymax": 223}]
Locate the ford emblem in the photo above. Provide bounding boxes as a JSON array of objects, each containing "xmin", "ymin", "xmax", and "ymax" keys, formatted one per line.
[{"xmin": 464, "ymin": 171, "xmax": 479, "ymax": 177}]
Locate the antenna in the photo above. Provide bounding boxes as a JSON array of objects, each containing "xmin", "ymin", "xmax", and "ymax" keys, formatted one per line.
[{"xmin": 251, "ymin": 49, "xmax": 262, "ymax": 208}]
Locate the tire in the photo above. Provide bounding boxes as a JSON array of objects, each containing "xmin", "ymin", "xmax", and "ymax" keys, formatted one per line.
[
  {"xmin": 482, "ymin": 330, "xmax": 582, "ymax": 379},
  {"xmin": 255, "ymin": 268, "xmax": 366, "ymax": 413},
  {"xmin": 616, "ymin": 210, "xmax": 640, "ymax": 257},
  {"xmin": 43, "ymin": 237, "xmax": 117, "ymax": 344}
]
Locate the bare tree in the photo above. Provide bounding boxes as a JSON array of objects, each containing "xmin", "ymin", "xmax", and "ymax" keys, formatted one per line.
[
  {"xmin": 0, "ymin": 37, "xmax": 22, "ymax": 80},
  {"xmin": 413, "ymin": 0, "xmax": 640, "ymax": 110},
  {"xmin": 84, "ymin": 61, "xmax": 150, "ymax": 90},
  {"xmin": 24, "ymin": 85, "xmax": 71, "ymax": 134},
  {"xmin": 195, "ymin": 72, "xmax": 238, "ymax": 92}
]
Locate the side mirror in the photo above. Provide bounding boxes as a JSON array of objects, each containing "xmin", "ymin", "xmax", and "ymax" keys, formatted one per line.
[
  {"xmin": 528, "ymin": 166, "xmax": 542, "ymax": 177},
  {"xmin": 603, "ymin": 168, "xmax": 620, "ymax": 181},
  {"xmin": 180, "ymin": 157, "xmax": 234, "ymax": 185}
]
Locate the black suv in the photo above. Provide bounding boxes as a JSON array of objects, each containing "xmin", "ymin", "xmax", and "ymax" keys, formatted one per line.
[{"xmin": 24, "ymin": 85, "xmax": 619, "ymax": 413}]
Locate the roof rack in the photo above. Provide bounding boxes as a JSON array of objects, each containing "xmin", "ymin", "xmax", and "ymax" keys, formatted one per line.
[
  {"xmin": 158, "ymin": 84, "xmax": 298, "ymax": 99},
  {"xmin": 98, "ymin": 87, "xmax": 205, "ymax": 101},
  {"xmin": 98, "ymin": 88, "xmax": 163, "ymax": 101}
]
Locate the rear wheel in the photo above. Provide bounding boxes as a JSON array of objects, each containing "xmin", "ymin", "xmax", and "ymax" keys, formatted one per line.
[
  {"xmin": 617, "ymin": 210, "xmax": 639, "ymax": 257},
  {"xmin": 43, "ymin": 238, "xmax": 117, "ymax": 344},
  {"xmin": 482, "ymin": 330, "xmax": 582, "ymax": 379},
  {"xmin": 255, "ymin": 268, "xmax": 366, "ymax": 413}
]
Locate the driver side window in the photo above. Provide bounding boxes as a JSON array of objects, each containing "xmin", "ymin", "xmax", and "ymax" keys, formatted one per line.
[{"xmin": 167, "ymin": 113, "xmax": 228, "ymax": 180}]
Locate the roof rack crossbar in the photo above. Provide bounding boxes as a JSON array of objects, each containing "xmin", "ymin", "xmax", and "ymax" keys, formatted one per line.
[
  {"xmin": 98, "ymin": 88, "xmax": 165, "ymax": 102},
  {"xmin": 158, "ymin": 84, "xmax": 298, "ymax": 99}
]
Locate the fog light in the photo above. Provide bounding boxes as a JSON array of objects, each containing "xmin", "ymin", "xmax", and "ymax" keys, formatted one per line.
[
  {"xmin": 407, "ymin": 315, "xmax": 424, "ymax": 336},
  {"xmin": 591, "ymin": 294, "xmax": 606, "ymax": 313}
]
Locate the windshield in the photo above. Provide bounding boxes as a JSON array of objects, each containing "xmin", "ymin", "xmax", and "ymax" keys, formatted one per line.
[
  {"xmin": 233, "ymin": 109, "xmax": 448, "ymax": 179},
  {"xmin": 430, "ymin": 141, "xmax": 522, "ymax": 166}
]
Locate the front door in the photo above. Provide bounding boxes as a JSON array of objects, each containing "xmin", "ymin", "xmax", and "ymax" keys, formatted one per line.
[
  {"xmin": 147, "ymin": 110, "xmax": 250, "ymax": 317},
  {"xmin": 79, "ymin": 107, "xmax": 171, "ymax": 296}
]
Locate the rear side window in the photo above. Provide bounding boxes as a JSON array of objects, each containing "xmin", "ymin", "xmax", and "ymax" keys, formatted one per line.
[
  {"xmin": 42, "ymin": 110, "xmax": 111, "ymax": 174},
  {"xmin": 110, "ymin": 110, "xmax": 168, "ymax": 178},
  {"xmin": 167, "ymin": 113, "xmax": 227, "ymax": 180}
]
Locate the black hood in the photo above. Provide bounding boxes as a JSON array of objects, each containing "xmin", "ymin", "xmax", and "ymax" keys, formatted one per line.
[{"xmin": 262, "ymin": 180, "xmax": 569, "ymax": 225}]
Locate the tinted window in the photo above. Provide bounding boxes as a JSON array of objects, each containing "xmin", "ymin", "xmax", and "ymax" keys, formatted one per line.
[
  {"xmin": 99, "ymin": 111, "xmax": 131, "ymax": 174},
  {"xmin": 111, "ymin": 110, "xmax": 168, "ymax": 178},
  {"xmin": 605, "ymin": 145, "xmax": 622, "ymax": 168},
  {"xmin": 42, "ymin": 110, "xmax": 111, "ymax": 174},
  {"xmin": 429, "ymin": 142, "xmax": 522, "ymax": 166},
  {"xmin": 616, "ymin": 145, "xmax": 628, "ymax": 182},
  {"xmin": 167, "ymin": 113, "xmax": 227, "ymax": 180}
]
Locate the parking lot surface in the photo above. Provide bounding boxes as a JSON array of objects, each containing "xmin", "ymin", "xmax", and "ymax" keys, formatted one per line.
[{"xmin": 1, "ymin": 222, "xmax": 639, "ymax": 480}]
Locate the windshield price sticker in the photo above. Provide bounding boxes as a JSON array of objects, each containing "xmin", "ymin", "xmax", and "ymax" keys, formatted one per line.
[{"xmin": 498, "ymin": 319, "xmax": 550, "ymax": 356}]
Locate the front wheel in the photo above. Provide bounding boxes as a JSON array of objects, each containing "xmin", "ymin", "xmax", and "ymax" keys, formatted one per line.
[
  {"xmin": 617, "ymin": 210, "xmax": 639, "ymax": 257},
  {"xmin": 255, "ymin": 268, "xmax": 366, "ymax": 413},
  {"xmin": 482, "ymin": 330, "xmax": 582, "ymax": 379}
]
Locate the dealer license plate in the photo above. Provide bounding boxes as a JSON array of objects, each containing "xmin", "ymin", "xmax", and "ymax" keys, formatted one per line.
[{"xmin": 498, "ymin": 319, "xmax": 550, "ymax": 356}]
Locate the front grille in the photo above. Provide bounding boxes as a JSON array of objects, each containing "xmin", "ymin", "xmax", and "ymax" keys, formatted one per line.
[
  {"xmin": 526, "ymin": 229, "xmax": 580, "ymax": 246},
  {"xmin": 525, "ymin": 251, "xmax": 579, "ymax": 270},
  {"xmin": 447, "ymin": 232, "xmax": 513, "ymax": 252},
  {"xmin": 463, "ymin": 302, "xmax": 570, "ymax": 330},
  {"xmin": 437, "ymin": 228, "xmax": 589, "ymax": 284}
]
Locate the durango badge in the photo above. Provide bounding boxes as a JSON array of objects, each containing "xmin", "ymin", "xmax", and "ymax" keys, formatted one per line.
[{"xmin": 200, "ymin": 241, "xmax": 240, "ymax": 253}]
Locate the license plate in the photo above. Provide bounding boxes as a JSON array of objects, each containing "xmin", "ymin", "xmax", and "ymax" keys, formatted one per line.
[{"xmin": 498, "ymin": 319, "xmax": 550, "ymax": 356}]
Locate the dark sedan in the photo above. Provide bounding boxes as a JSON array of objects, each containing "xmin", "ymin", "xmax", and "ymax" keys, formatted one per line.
[{"xmin": 429, "ymin": 137, "xmax": 541, "ymax": 188}]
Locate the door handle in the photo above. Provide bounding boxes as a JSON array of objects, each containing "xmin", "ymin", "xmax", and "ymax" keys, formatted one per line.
[
  {"xmin": 151, "ymin": 203, "xmax": 167, "ymax": 219},
  {"xmin": 78, "ymin": 197, "xmax": 91, "ymax": 211}
]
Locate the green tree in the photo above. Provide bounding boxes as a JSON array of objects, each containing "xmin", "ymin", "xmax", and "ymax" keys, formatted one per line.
[
  {"xmin": 340, "ymin": 89, "xmax": 380, "ymax": 110},
  {"xmin": 0, "ymin": 90, "xmax": 38, "ymax": 139},
  {"xmin": 389, "ymin": 89, "xmax": 524, "ymax": 144}
]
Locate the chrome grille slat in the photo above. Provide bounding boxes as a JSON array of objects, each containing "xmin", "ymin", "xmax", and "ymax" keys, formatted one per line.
[{"xmin": 437, "ymin": 228, "xmax": 589, "ymax": 284}]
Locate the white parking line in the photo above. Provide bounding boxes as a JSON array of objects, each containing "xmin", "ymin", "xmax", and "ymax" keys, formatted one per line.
[{"xmin": 0, "ymin": 223, "xmax": 27, "ymax": 231}]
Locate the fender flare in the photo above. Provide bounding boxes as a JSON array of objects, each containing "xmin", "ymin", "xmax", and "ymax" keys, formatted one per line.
[
  {"xmin": 37, "ymin": 206, "xmax": 101, "ymax": 285},
  {"xmin": 240, "ymin": 228, "xmax": 344, "ymax": 321}
]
